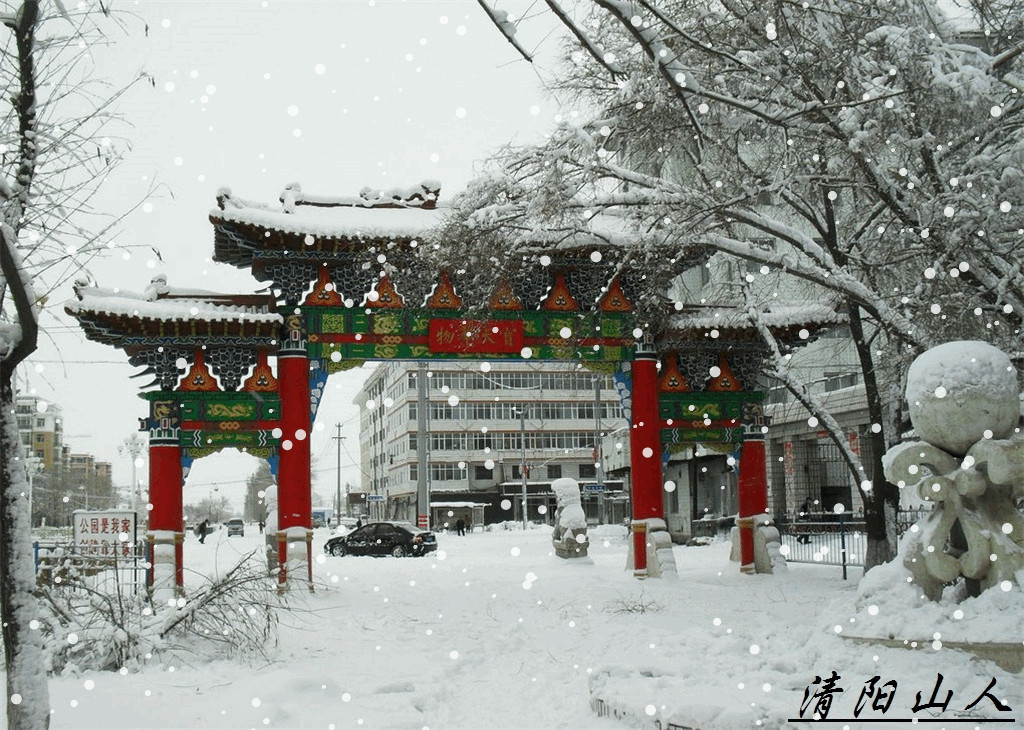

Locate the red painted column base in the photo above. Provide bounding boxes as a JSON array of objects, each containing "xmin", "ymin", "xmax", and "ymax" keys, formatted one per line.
[
  {"xmin": 737, "ymin": 431, "xmax": 769, "ymax": 574},
  {"xmin": 632, "ymin": 521, "xmax": 648, "ymax": 578},
  {"xmin": 175, "ymin": 540, "xmax": 184, "ymax": 591}
]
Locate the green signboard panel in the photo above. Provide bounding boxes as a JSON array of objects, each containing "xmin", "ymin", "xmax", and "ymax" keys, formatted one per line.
[
  {"xmin": 662, "ymin": 427, "xmax": 743, "ymax": 445},
  {"xmin": 141, "ymin": 391, "xmax": 281, "ymax": 422},
  {"xmin": 658, "ymin": 391, "xmax": 765, "ymax": 422},
  {"xmin": 659, "ymin": 391, "xmax": 765, "ymax": 445},
  {"xmin": 186, "ymin": 429, "xmax": 277, "ymax": 449},
  {"xmin": 139, "ymin": 390, "xmax": 281, "ymax": 454},
  {"xmin": 305, "ymin": 306, "xmax": 633, "ymax": 368}
]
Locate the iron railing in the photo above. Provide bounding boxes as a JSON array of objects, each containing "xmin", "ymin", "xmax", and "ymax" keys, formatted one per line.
[
  {"xmin": 776, "ymin": 507, "xmax": 932, "ymax": 578},
  {"xmin": 687, "ymin": 507, "xmax": 933, "ymax": 578}
]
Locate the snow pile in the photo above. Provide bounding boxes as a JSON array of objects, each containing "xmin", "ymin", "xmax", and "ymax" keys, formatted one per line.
[{"xmin": 847, "ymin": 556, "xmax": 1024, "ymax": 644}]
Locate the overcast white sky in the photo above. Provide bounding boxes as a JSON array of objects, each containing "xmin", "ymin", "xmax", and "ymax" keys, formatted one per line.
[{"xmin": 23, "ymin": 0, "xmax": 566, "ymax": 512}]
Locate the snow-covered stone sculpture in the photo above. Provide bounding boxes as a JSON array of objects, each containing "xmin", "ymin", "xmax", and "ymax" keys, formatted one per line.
[
  {"xmin": 551, "ymin": 477, "xmax": 590, "ymax": 559},
  {"xmin": 883, "ymin": 341, "xmax": 1024, "ymax": 601},
  {"xmin": 262, "ymin": 484, "xmax": 279, "ymax": 574}
]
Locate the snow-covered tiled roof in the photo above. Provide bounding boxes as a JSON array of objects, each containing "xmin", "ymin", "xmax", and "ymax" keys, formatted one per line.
[
  {"xmin": 66, "ymin": 291, "xmax": 282, "ymax": 324},
  {"xmin": 211, "ymin": 182, "xmax": 447, "ymax": 243},
  {"xmin": 64, "ymin": 276, "xmax": 281, "ymax": 325},
  {"xmin": 666, "ymin": 300, "xmax": 844, "ymax": 332},
  {"xmin": 212, "ymin": 203, "xmax": 447, "ymax": 242}
]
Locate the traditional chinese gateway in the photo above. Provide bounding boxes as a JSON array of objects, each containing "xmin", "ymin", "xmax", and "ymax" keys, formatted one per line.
[{"xmin": 66, "ymin": 181, "xmax": 834, "ymax": 594}]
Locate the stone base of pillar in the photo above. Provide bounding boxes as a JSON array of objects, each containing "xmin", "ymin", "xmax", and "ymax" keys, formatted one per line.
[
  {"xmin": 148, "ymin": 530, "xmax": 184, "ymax": 602},
  {"xmin": 625, "ymin": 518, "xmax": 677, "ymax": 579},
  {"xmin": 276, "ymin": 526, "xmax": 315, "ymax": 593},
  {"xmin": 729, "ymin": 517, "xmax": 786, "ymax": 574}
]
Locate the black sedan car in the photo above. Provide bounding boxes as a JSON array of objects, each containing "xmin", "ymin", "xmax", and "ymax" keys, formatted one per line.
[{"xmin": 324, "ymin": 521, "xmax": 438, "ymax": 558}]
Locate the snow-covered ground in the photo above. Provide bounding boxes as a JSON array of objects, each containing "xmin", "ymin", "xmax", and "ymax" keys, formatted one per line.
[{"xmin": 28, "ymin": 525, "xmax": 1024, "ymax": 729}]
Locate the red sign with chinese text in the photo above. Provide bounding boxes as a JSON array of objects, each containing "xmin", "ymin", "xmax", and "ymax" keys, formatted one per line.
[{"xmin": 428, "ymin": 319, "xmax": 524, "ymax": 354}]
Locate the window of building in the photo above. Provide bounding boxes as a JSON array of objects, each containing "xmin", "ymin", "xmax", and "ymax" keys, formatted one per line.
[
  {"xmin": 823, "ymin": 372, "xmax": 858, "ymax": 391},
  {"xmin": 474, "ymin": 465, "xmax": 492, "ymax": 481},
  {"xmin": 430, "ymin": 463, "xmax": 465, "ymax": 481},
  {"xmin": 547, "ymin": 464, "xmax": 562, "ymax": 479},
  {"xmin": 578, "ymin": 463, "xmax": 596, "ymax": 479},
  {"xmin": 35, "ymin": 418, "xmax": 46, "ymax": 428},
  {"xmin": 34, "ymin": 434, "xmax": 45, "ymax": 443},
  {"xmin": 409, "ymin": 464, "xmax": 418, "ymax": 480},
  {"xmin": 408, "ymin": 433, "xmax": 417, "ymax": 450}
]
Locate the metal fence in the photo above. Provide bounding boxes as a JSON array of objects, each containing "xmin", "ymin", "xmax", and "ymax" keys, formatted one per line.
[
  {"xmin": 34, "ymin": 540, "xmax": 148, "ymax": 596},
  {"xmin": 776, "ymin": 507, "xmax": 932, "ymax": 578}
]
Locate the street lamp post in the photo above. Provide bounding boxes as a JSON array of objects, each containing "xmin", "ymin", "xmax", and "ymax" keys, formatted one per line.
[
  {"xmin": 118, "ymin": 434, "xmax": 146, "ymax": 514},
  {"xmin": 25, "ymin": 455, "xmax": 41, "ymax": 529}
]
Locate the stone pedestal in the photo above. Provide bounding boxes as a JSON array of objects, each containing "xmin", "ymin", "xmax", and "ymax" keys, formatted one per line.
[
  {"xmin": 149, "ymin": 530, "xmax": 184, "ymax": 602},
  {"xmin": 553, "ymin": 528, "xmax": 590, "ymax": 559},
  {"xmin": 276, "ymin": 526, "xmax": 314, "ymax": 592},
  {"xmin": 729, "ymin": 519, "xmax": 785, "ymax": 574},
  {"xmin": 625, "ymin": 518, "xmax": 677, "ymax": 578}
]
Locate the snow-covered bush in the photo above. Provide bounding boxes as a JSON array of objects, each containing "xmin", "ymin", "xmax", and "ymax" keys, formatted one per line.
[{"xmin": 35, "ymin": 549, "xmax": 284, "ymax": 674}]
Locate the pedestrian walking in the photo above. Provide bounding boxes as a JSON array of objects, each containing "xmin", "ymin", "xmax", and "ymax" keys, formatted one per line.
[
  {"xmin": 456, "ymin": 518, "xmax": 465, "ymax": 536},
  {"xmin": 796, "ymin": 499, "xmax": 812, "ymax": 544},
  {"xmin": 198, "ymin": 519, "xmax": 210, "ymax": 544}
]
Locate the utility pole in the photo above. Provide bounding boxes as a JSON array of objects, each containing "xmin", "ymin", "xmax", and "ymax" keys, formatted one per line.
[
  {"xmin": 520, "ymin": 406, "xmax": 528, "ymax": 530},
  {"xmin": 594, "ymin": 375, "xmax": 607, "ymax": 524},
  {"xmin": 332, "ymin": 423, "xmax": 345, "ymax": 525},
  {"xmin": 416, "ymin": 362, "xmax": 430, "ymax": 528}
]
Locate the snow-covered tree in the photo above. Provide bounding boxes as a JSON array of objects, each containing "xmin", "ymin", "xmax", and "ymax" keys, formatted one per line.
[
  {"xmin": 184, "ymin": 495, "xmax": 232, "ymax": 526},
  {"xmin": 244, "ymin": 460, "xmax": 276, "ymax": 524},
  {"xmin": 458, "ymin": 0, "xmax": 1024, "ymax": 570},
  {"xmin": 0, "ymin": 3, "xmax": 144, "ymax": 727}
]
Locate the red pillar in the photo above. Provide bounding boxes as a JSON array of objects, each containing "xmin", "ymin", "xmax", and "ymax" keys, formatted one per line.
[
  {"xmin": 277, "ymin": 325, "xmax": 312, "ymax": 587},
  {"xmin": 629, "ymin": 348, "xmax": 664, "ymax": 577},
  {"xmin": 737, "ymin": 427, "xmax": 769, "ymax": 574},
  {"xmin": 148, "ymin": 440, "xmax": 184, "ymax": 593}
]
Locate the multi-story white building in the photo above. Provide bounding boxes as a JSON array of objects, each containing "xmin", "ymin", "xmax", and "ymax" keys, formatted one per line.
[
  {"xmin": 15, "ymin": 395, "xmax": 64, "ymax": 469},
  {"xmin": 355, "ymin": 361, "xmax": 627, "ymax": 528}
]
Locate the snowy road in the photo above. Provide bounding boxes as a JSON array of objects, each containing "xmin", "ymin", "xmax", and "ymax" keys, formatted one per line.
[{"xmin": 28, "ymin": 525, "xmax": 1024, "ymax": 729}]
